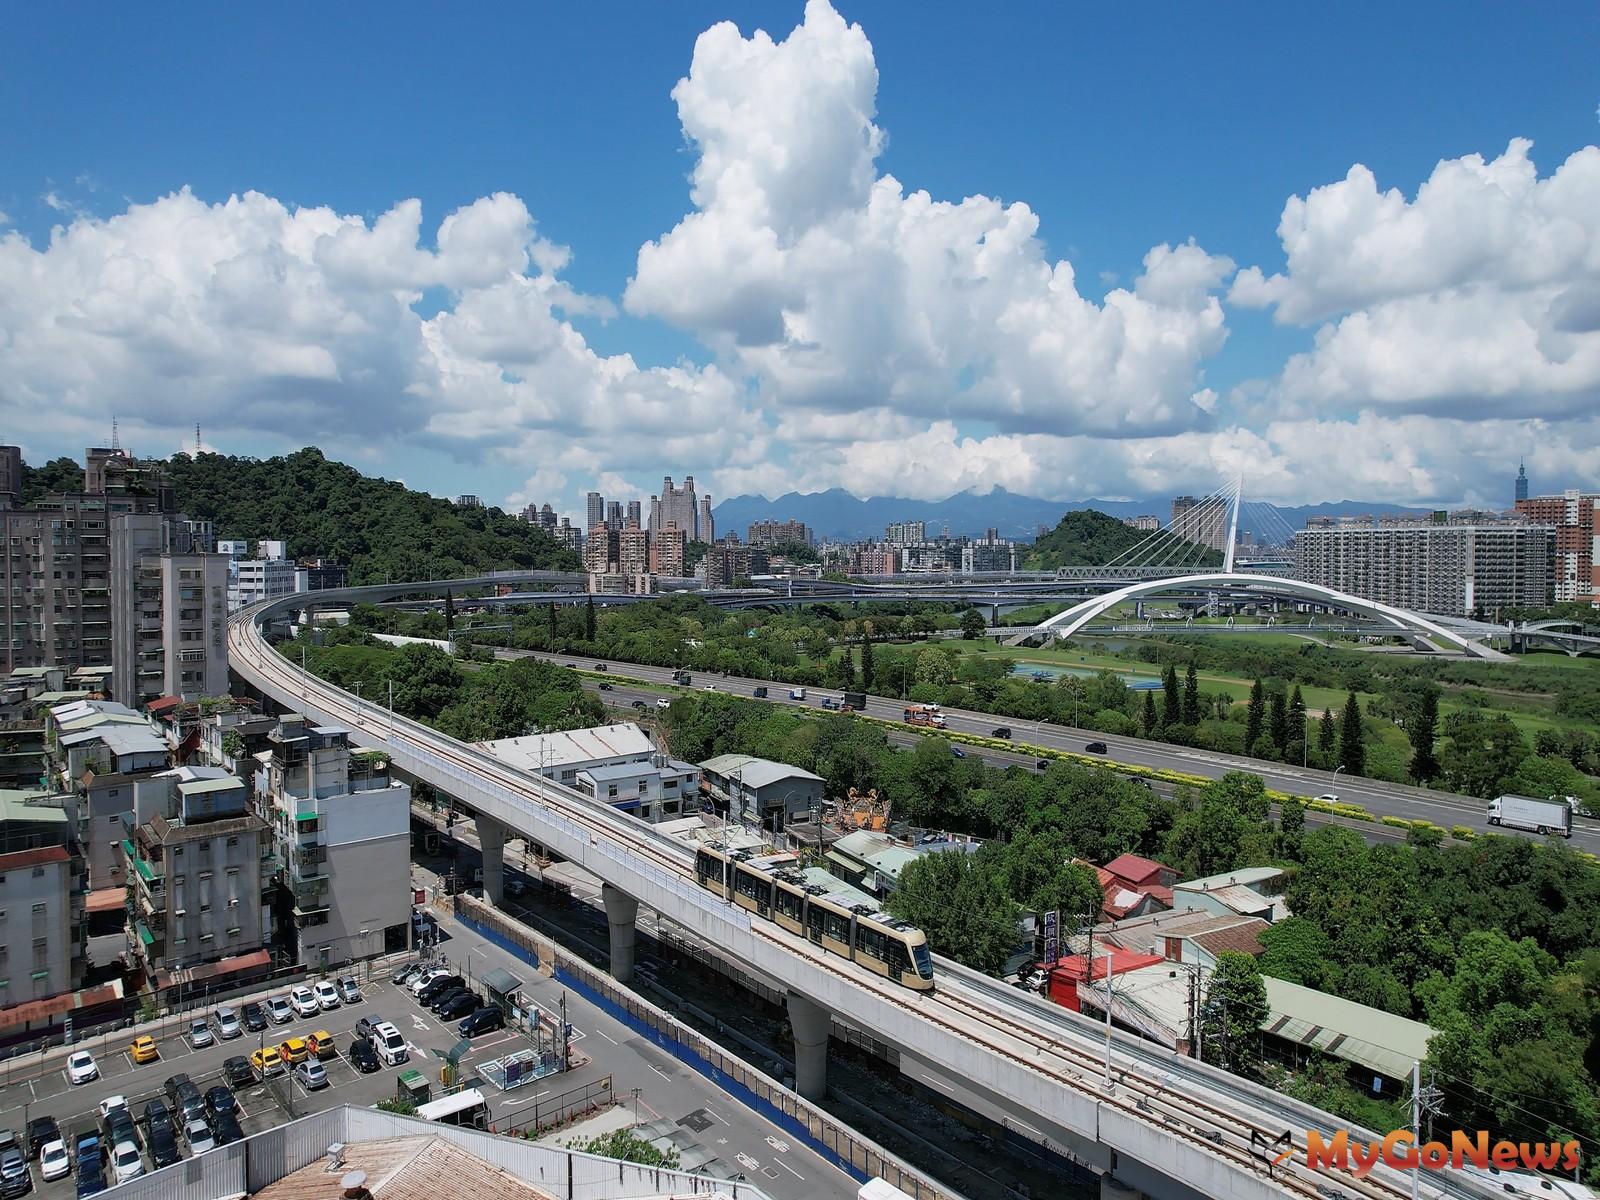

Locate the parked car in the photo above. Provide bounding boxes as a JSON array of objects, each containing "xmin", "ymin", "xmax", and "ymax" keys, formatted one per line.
[
  {"xmin": 188, "ymin": 1017, "xmax": 214, "ymax": 1049},
  {"xmin": 38, "ymin": 1141, "xmax": 68, "ymax": 1184},
  {"xmin": 214, "ymin": 1007, "xmax": 243, "ymax": 1040},
  {"xmin": 204, "ymin": 1087, "xmax": 237, "ymax": 1123},
  {"xmin": 139, "ymin": 1099, "xmax": 171, "ymax": 1132},
  {"xmin": 267, "ymin": 995, "xmax": 294, "ymax": 1024},
  {"xmin": 0, "ymin": 1142, "xmax": 31, "ymax": 1198},
  {"xmin": 165, "ymin": 1076, "xmax": 205, "ymax": 1125},
  {"xmin": 391, "ymin": 961, "xmax": 424, "ymax": 986},
  {"xmin": 459, "ymin": 1007, "xmax": 504, "ymax": 1037},
  {"xmin": 991, "ymin": 727, "xmax": 1012, "ymax": 738},
  {"xmin": 74, "ymin": 1162, "xmax": 106, "ymax": 1198},
  {"xmin": 348, "ymin": 1038, "xmax": 380, "ymax": 1073},
  {"xmin": 145, "ymin": 1121, "xmax": 179, "ymax": 1170},
  {"xmin": 408, "ymin": 967, "xmax": 449, "ymax": 995},
  {"xmin": 306, "ymin": 1031, "xmax": 338, "ymax": 1061},
  {"xmin": 313, "ymin": 981, "xmax": 341, "ymax": 1011},
  {"xmin": 95, "ymin": 1098, "xmax": 129, "ymax": 1125},
  {"xmin": 180, "ymin": 1120, "xmax": 214, "ymax": 1156},
  {"xmin": 277, "ymin": 1037, "xmax": 309, "ymax": 1066},
  {"xmin": 289, "ymin": 985, "xmax": 320, "ymax": 1017},
  {"xmin": 336, "ymin": 977, "xmax": 362, "ymax": 1004},
  {"xmin": 418, "ymin": 975, "xmax": 464, "ymax": 1005},
  {"xmin": 223, "ymin": 1056, "xmax": 256, "ymax": 1090},
  {"xmin": 128, "ymin": 1036, "xmax": 158, "ymax": 1065},
  {"xmin": 435, "ymin": 992, "xmax": 479, "ymax": 1020},
  {"xmin": 211, "ymin": 1112, "xmax": 243, "ymax": 1146},
  {"xmin": 250, "ymin": 1047, "xmax": 284, "ymax": 1078},
  {"xmin": 1084, "ymin": 741, "xmax": 1108, "ymax": 754},
  {"xmin": 427, "ymin": 986, "xmax": 471, "ymax": 1013},
  {"xmin": 109, "ymin": 1140, "xmax": 143, "ymax": 1186},
  {"xmin": 295, "ymin": 1060, "xmax": 329, "ymax": 1091},
  {"xmin": 66, "ymin": 1050, "xmax": 99, "ymax": 1083},
  {"xmin": 503, "ymin": 875, "xmax": 526, "ymax": 898},
  {"xmin": 370, "ymin": 1022, "xmax": 409, "ymax": 1066},
  {"xmin": 241, "ymin": 1001, "xmax": 267, "ymax": 1032},
  {"xmin": 26, "ymin": 1116, "xmax": 60, "ymax": 1158},
  {"xmin": 354, "ymin": 1014, "xmax": 386, "ymax": 1043}
]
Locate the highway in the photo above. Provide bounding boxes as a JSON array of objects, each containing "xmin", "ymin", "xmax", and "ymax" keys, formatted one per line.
[
  {"xmin": 519, "ymin": 651, "xmax": 1600, "ymax": 853},
  {"xmin": 231, "ymin": 586, "xmax": 1510, "ymax": 1200}
]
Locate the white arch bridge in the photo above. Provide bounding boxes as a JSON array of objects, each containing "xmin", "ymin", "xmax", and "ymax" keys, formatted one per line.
[{"xmin": 1006, "ymin": 571, "xmax": 1514, "ymax": 660}]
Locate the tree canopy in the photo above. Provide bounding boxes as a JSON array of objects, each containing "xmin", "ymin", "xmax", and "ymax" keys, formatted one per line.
[{"xmin": 1023, "ymin": 509, "xmax": 1221, "ymax": 570}]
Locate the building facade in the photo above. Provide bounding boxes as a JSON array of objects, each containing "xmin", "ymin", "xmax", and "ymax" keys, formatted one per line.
[
  {"xmin": 1293, "ymin": 519, "xmax": 1554, "ymax": 616},
  {"xmin": 1171, "ymin": 495, "xmax": 1228, "ymax": 552},
  {"xmin": 1515, "ymin": 490, "xmax": 1598, "ymax": 604},
  {"xmin": 110, "ymin": 514, "xmax": 231, "ymax": 707},
  {"xmin": 649, "ymin": 525, "xmax": 687, "ymax": 577},
  {"xmin": 747, "ymin": 520, "xmax": 813, "ymax": 547},
  {"xmin": 961, "ymin": 531, "xmax": 1018, "ymax": 574},
  {"xmin": 884, "ymin": 521, "xmax": 925, "ymax": 545},
  {"xmin": 698, "ymin": 753, "xmax": 824, "ymax": 834}
]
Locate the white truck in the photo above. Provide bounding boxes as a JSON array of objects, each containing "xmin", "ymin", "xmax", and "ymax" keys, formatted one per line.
[{"xmin": 1487, "ymin": 794, "xmax": 1573, "ymax": 838}]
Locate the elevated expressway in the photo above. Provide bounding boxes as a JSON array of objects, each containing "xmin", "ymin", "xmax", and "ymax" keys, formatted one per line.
[{"xmin": 231, "ymin": 587, "xmax": 1500, "ymax": 1200}]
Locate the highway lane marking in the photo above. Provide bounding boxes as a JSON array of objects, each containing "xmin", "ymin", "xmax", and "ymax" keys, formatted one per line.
[
  {"xmin": 776, "ymin": 1158, "xmax": 804, "ymax": 1180},
  {"xmin": 594, "ymin": 1029, "xmax": 617, "ymax": 1044}
]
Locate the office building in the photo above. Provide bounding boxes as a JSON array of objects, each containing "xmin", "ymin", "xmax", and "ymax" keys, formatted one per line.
[
  {"xmin": 603, "ymin": 500, "xmax": 623, "ymax": 531},
  {"xmin": 748, "ymin": 519, "xmax": 814, "ymax": 547},
  {"xmin": 1171, "ymin": 495, "xmax": 1227, "ymax": 552},
  {"xmin": 1514, "ymin": 462, "xmax": 1529, "ymax": 505},
  {"xmin": 1515, "ymin": 490, "xmax": 1599, "ymax": 604},
  {"xmin": 884, "ymin": 521, "xmax": 925, "ymax": 545},
  {"xmin": 585, "ymin": 492, "xmax": 604, "ymax": 531},
  {"xmin": 625, "ymin": 500, "xmax": 642, "ymax": 528},
  {"xmin": 649, "ymin": 476, "xmax": 709, "ymax": 541},
  {"xmin": 256, "ymin": 715, "xmax": 411, "ymax": 966},
  {"xmin": 110, "ymin": 514, "xmax": 231, "ymax": 708},
  {"xmin": 1293, "ymin": 518, "xmax": 1555, "ymax": 616}
]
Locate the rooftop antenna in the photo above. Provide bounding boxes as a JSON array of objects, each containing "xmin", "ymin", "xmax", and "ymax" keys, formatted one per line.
[
  {"xmin": 110, "ymin": 414, "xmax": 120, "ymax": 451},
  {"xmin": 195, "ymin": 422, "xmax": 202, "ymax": 455}
]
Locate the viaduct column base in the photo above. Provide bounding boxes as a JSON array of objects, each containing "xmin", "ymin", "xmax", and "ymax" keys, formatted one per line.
[
  {"xmin": 786, "ymin": 991, "xmax": 831, "ymax": 1102},
  {"xmin": 601, "ymin": 883, "xmax": 639, "ymax": 984}
]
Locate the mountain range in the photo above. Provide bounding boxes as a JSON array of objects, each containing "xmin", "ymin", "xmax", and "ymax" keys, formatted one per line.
[{"xmin": 711, "ymin": 487, "xmax": 1434, "ymax": 542}]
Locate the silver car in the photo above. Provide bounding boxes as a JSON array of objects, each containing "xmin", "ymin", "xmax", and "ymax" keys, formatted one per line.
[
  {"xmin": 214, "ymin": 1006, "xmax": 243, "ymax": 1039},
  {"xmin": 188, "ymin": 1016, "xmax": 214, "ymax": 1049}
]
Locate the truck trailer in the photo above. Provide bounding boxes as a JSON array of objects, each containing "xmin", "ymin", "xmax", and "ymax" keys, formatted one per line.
[{"xmin": 1487, "ymin": 794, "xmax": 1573, "ymax": 838}]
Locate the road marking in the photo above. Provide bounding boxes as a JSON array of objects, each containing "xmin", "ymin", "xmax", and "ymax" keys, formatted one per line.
[
  {"xmin": 776, "ymin": 1158, "xmax": 804, "ymax": 1180},
  {"xmin": 736, "ymin": 1152, "xmax": 760, "ymax": 1171},
  {"xmin": 648, "ymin": 1064, "xmax": 671, "ymax": 1079},
  {"xmin": 765, "ymin": 1136, "xmax": 789, "ymax": 1153},
  {"xmin": 594, "ymin": 1029, "xmax": 616, "ymax": 1045},
  {"xmin": 410, "ymin": 1016, "xmax": 429, "ymax": 1031}
]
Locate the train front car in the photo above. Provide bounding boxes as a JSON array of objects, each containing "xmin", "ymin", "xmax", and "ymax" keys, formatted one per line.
[{"xmin": 855, "ymin": 911, "xmax": 935, "ymax": 992}]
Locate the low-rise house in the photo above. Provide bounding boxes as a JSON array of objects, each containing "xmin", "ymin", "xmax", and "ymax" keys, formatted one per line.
[
  {"xmin": 698, "ymin": 753, "xmax": 824, "ymax": 834},
  {"xmin": 476, "ymin": 723, "xmax": 656, "ymax": 787},
  {"xmin": 574, "ymin": 755, "xmax": 700, "ymax": 824},
  {"xmin": 1045, "ymin": 947, "xmax": 1165, "ymax": 1013},
  {"xmin": 1171, "ymin": 866, "xmax": 1288, "ymax": 922},
  {"xmin": 1262, "ymin": 976, "xmax": 1435, "ymax": 1093},
  {"xmin": 1101, "ymin": 908, "xmax": 1269, "ymax": 970}
]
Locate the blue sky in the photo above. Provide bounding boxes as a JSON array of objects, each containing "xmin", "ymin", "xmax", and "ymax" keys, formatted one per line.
[{"xmin": 3, "ymin": 2, "xmax": 1598, "ymax": 514}]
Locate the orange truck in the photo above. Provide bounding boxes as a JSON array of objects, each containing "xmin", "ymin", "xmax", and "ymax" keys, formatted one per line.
[{"xmin": 903, "ymin": 704, "xmax": 947, "ymax": 729}]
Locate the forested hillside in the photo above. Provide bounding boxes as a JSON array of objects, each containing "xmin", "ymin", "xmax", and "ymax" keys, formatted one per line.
[
  {"xmin": 1024, "ymin": 509, "xmax": 1221, "ymax": 569},
  {"xmin": 165, "ymin": 448, "xmax": 578, "ymax": 583}
]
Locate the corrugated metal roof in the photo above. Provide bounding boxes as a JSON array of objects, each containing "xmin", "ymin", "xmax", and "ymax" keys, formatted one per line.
[
  {"xmin": 177, "ymin": 777, "xmax": 243, "ymax": 797},
  {"xmin": 476, "ymin": 723, "xmax": 655, "ymax": 771},
  {"xmin": 1262, "ymin": 976, "xmax": 1435, "ymax": 1079},
  {"xmin": 253, "ymin": 1135, "xmax": 558, "ymax": 1200},
  {"xmin": 699, "ymin": 753, "xmax": 823, "ymax": 788}
]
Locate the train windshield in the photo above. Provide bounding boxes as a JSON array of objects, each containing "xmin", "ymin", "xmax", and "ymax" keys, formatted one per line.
[{"xmin": 912, "ymin": 944, "xmax": 933, "ymax": 979}]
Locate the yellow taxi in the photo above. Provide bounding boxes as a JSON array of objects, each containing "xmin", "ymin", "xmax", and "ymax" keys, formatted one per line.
[
  {"xmin": 306, "ymin": 1030, "xmax": 338, "ymax": 1061},
  {"xmin": 251, "ymin": 1046, "xmax": 284, "ymax": 1077},
  {"xmin": 129, "ymin": 1035, "xmax": 159, "ymax": 1065},
  {"xmin": 277, "ymin": 1036, "xmax": 309, "ymax": 1066}
]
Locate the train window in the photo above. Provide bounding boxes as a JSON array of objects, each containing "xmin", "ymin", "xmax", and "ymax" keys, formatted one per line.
[
  {"xmin": 823, "ymin": 910, "xmax": 852, "ymax": 942},
  {"xmin": 857, "ymin": 926, "xmax": 886, "ymax": 962},
  {"xmin": 805, "ymin": 905, "xmax": 825, "ymax": 943},
  {"xmin": 886, "ymin": 939, "xmax": 910, "ymax": 974},
  {"xmin": 695, "ymin": 851, "xmax": 717, "ymax": 883},
  {"xmin": 912, "ymin": 943, "xmax": 934, "ymax": 979},
  {"xmin": 773, "ymin": 886, "xmax": 802, "ymax": 919},
  {"xmin": 735, "ymin": 868, "xmax": 768, "ymax": 903}
]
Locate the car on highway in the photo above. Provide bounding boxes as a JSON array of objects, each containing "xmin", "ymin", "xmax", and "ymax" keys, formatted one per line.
[
  {"xmin": 223, "ymin": 1056, "xmax": 255, "ymax": 1090},
  {"xmin": 296, "ymin": 1059, "xmax": 330, "ymax": 1090},
  {"xmin": 277, "ymin": 1036, "xmax": 310, "ymax": 1066},
  {"xmin": 128, "ymin": 1036, "xmax": 158, "ymax": 1065},
  {"xmin": 348, "ymin": 1038, "xmax": 380, "ymax": 1073},
  {"xmin": 991, "ymin": 727, "xmax": 1012, "ymax": 738},
  {"xmin": 950, "ymin": 746, "xmax": 966, "ymax": 758},
  {"xmin": 267, "ymin": 995, "xmax": 294, "ymax": 1024},
  {"xmin": 459, "ymin": 1007, "xmax": 503, "ymax": 1037},
  {"xmin": 0, "ymin": 1144, "xmax": 30, "ymax": 1198},
  {"xmin": 214, "ymin": 1006, "xmax": 243, "ymax": 1040},
  {"xmin": 313, "ymin": 980, "xmax": 341, "ymax": 1010},
  {"xmin": 1315, "ymin": 792, "xmax": 1339, "ymax": 802},
  {"xmin": 26, "ymin": 1117, "xmax": 59, "ymax": 1159},
  {"xmin": 180, "ymin": 1119, "xmax": 214, "ymax": 1156},
  {"xmin": 630, "ymin": 699, "xmax": 647, "ymax": 710},
  {"xmin": 752, "ymin": 686, "xmax": 768, "ymax": 698},
  {"xmin": 593, "ymin": 663, "xmax": 607, "ymax": 671},
  {"xmin": 38, "ymin": 1141, "xmax": 69, "ymax": 1184},
  {"xmin": 1084, "ymin": 741, "xmax": 1108, "ymax": 754},
  {"xmin": 109, "ymin": 1139, "xmax": 143, "ymax": 1186},
  {"xmin": 289, "ymin": 985, "xmax": 320, "ymax": 1017},
  {"xmin": 597, "ymin": 681, "xmax": 612, "ymax": 691},
  {"xmin": 188, "ymin": 1016, "xmax": 214, "ymax": 1048},
  {"xmin": 336, "ymin": 976, "xmax": 362, "ymax": 1004},
  {"xmin": 66, "ymin": 1049, "xmax": 100, "ymax": 1082},
  {"xmin": 241, "ymin": 1001, "xmax": 267, "ymax": 1032},
  {"xmin": 1037, "ymin": 759, "xmax": 1050, "ymax": 770},
  {"xmin": 655, "ymin": 697, "xmax": 670, "ymax": 709},
  {"xmin": 251, "ymin": 1046, "xmax": 284, "ymax": 1078}
]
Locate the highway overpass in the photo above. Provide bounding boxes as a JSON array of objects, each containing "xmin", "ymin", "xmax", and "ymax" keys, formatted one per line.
[{"xmin": 231, "ymin": 584, "xmax": 1510, "ymax": 1200}]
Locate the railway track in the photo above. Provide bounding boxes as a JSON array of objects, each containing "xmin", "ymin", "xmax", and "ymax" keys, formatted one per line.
[{"xmin": 229, "ymin": 610, "xmax": 1491, "ymax": 1200}]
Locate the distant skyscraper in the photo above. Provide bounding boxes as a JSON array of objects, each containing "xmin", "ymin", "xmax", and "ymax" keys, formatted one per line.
[
  {"xmin": 653, "ymin": 476, "xmax": 704, "ymax": 540},
  {"xmin": 699, "ymin": 495, "xmax": 714, "ymax": 544},
  {"xmin": 586, "ymin": 492, "xmax": 604, "ymax": 531},
  {"xmin": 626, "ymin": 499, "xmax": 642, "ymax": 528},
  {"xmin": 604, "ymin": 500, "xmax": 623, "ymax": 530},
  {"xmin": 1515, "ymin": 461, "xmax": 1529, "ymax": 504}
]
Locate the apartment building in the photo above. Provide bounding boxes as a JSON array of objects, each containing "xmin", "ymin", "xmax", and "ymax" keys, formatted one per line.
[
  {"xmin": 1293, "ymin": 519, "xmax": 1554, "ymax": 616},
  {"xmin": 884, "ymin": 521, "xmax": 926, "ymax": 545},
  {"xmin": 703, "ymin": 538, "xmax": 769, "ymax": 587},
  {"xmin": 747, "ymin": 519, "xmax": 813, "ymax": 547},
  {"xmin": 849, "ymin": 545, "xmax": 899, "ymax": 575},
  {"xmin": 650, "ymin": 525, "xmax": 687, "ymax": 577},
  {"xmin": 584, "ymin": 524, "xmax": 619, "ymax": 573},
  {"xmin": 0, "ymin": 795, "xmax": 86, "ymax": 1008},
  {"xmin": 109, "ymin": 514, "xmax": 230, "ymax": 707},
  {"xmin": 47, "ymin": 699, "xmax": 170, "ymax": 890},
  {"xmin": 255, "ymin": 716, "xmax": 410, "ymax": 966},
  {"xmin": 961, "ymin": 530, "xmax": 1018, "ymax": 574},
  {"xmin": 617, "ymin": 524, "xmax": 649, "ymax": 576},
  {"xmin": 1171, "ymin": 495, "xmax": 1228, "ymax": 552},
  {"xmin": 1515, "ymin": 490, "xmax": 1599, "ymax": 604}
]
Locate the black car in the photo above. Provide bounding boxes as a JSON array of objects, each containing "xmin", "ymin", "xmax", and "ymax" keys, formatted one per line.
[
  {"xmin": 211, "ymin": 1112, "xmax": 244, "ymax": 1147},
  {"xmin": 752, "ymin": 686, "xmax": 767, "ymax": 698},
  {"xmin": 593, "ymin": 663, "xmax": 607, "ymax": 672},
  {"xmin": 597, "ymin": 681, "xmax": 613, "ymax": 691},
  {"xmin": 630, "ymin": 699, "xmax": 647, "ymax": 710},
  {"xmin": 141, "ymin": 1098, "xmax": 173, "ymax": 1130},
  {"xmin": 992, "ymin": 727, "xmax": 1012, "ymax": 738},
  {"xmin": 436, "ymin": 992, "xmax": 479, "ymax": 1020},
  {"xmin": 1037, "ymin": 758, "xmax": 1051, "ymax": 770},
  {"xmin": 458, "ymin": 1007, "xmax": 503, "ymax": 1037},
  {"xmin": 26, "ymin": 1116, "xmax": 59, "ymax": 1158},
  {"xmin": 240, "ymin": 1001, "xmax": 267, "ymax": 1032},
  {"xmin": 223, "ymin": 1056, "xmax": 255, "ymax": 1090},
  {"xmin": 103, "ymin": 1111, "xmax": 136, "ymax": 1153},
  {"xmin": 164, "ymin": 1075, "xmax": 205, "ymax": 1124},
  {"xmin": 75, "ymin": 1162, "xmax": 106, "ymax": 1198},
  {"xmin": 0, "ymin": 1142, "xmax": 29, "ymax": 1199},
  {"xmin": 427, "ymin": 986, "xmax": 472, "ymax": 1013},
  {"xmin": 146, "ymin": 1121, "xmax": 180, "ymax": 1169},
  {"xmin": 204, "ymin": 1086, "xmax": 238, "ymax": 1121},
  {"xmin": 348, "ymin": 1038, "xmax": 380, "ymax": 1073},
  {"xmin": 417, "ymin": 974, "xmax": 464, "ymax": 1005},
  {"xmin": 1084, "ymin": 741, "xmax": 1108, "ymax": 754}
]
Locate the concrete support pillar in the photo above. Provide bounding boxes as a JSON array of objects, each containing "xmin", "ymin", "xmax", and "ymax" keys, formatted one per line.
[
  {"xmin": 477, "ymin": 814, "xmax": 505, "ymax": 908},
  {"xmin": 1099, "ymin": 1175, "xmax": 1145, "ymax": 1200},
  {"xmin": 786, "ymin": 991, "xmax": 831, "ymax": 1102},
  {"xmin": 601, "ymin": 883, "xmax": 639, "ymax": 984}
]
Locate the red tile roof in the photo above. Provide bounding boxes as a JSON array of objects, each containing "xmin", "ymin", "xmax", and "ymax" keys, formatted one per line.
[
  {"xmin": 0, "ymin": 981, "xmax": 123, "ymax": 1033},
  {"xmin": 1192, "ymin": 920, "xmax": 1269, "ymax": 959},
  {"xmin": 1103, "ymin": 853, "xmax": 1171, "ymax": 886},
  {"xmin": 1051, "ymin": 948, "xmax": 1165, "ymax": 982}
]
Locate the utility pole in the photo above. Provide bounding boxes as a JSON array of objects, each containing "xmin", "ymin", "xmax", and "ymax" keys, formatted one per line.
[
  {"xmin": 1410, "ymin": 1060, "xmax": 1422, "ymax": 1200},
  {"xmin": 1101, "ymin": 949, "xmax": 1115, "ymax": 1092}
]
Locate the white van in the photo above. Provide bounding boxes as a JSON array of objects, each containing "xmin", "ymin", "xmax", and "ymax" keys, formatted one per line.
[{"xmin": 371, "ymin": 1021, "xmax": 410, "ymax": 1066}]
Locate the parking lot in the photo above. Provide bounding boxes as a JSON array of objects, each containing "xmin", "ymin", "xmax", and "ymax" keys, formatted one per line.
[{"xmin": 0, "ymin": 960, "xmax": 549, "ymax": 1199}]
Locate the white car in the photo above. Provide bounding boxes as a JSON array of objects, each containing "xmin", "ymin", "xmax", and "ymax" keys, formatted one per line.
[
  {"xmin": 289, "ymin": 985, "xmax": 320, "ymax": 1017},
  {"xmin": 371, "ymin": 1021, "xmax": 409, "ymax": 1066},
  {"xmin": 655, "ymin": 697, "xmax": 671, "ymax": 709},
  {"xmin": 313, "ymin": 980, "xmax": 341, "ymax": 1011},
  {"xmin": 1315, "ymin": 792, "xmax": 1339, "ymax": 802},
  {"xmin": 182, "ymin": 1119, "xmax": 215, "ymax": 1155},
  {"xmin": 98, "ymin": 1095, "xmax": 130, "ymax": 1121},
  {"xmin": 40, "ymin": 1138, "xmax": 70, "ymax": 1182},
  {"xmin": 267, "ymin": 995, "xmax": 294, "ymax": 1024},
  {"xmin": 66, "ymin": 1049, "xmax": 98, "ymax": 1084},
  {"xmin": 111, "ymin": 1139, "xmax": 144, "ymax": 1184},
  {"xmin": 408, "ymin": 967, "xmax": 448, "ymax": 995},
  {"xmin": 214, "ymin": 1006, "xmax": 243, "ymax": 1039}
]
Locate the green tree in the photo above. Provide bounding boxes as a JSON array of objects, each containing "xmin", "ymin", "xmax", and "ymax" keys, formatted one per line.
[
  {"xmin": 383, "ymin": 645, "xmax": 464, "ymax": 718},
  {"xmin": 1257, "ymin": 916, "xmax": 1336, "ymax": 990},
  {"xmin": 1276, "ymin": 795, "xmax": 1306, "ymax": 859},
  {"xmin": 1161, "ymin": 665, "xmax": 1181, "ymax": 727},
  {"xmin": 1244, "ymin": 679, "xmax": 1265, "ymax": 753},
  {"xmin": 444, "ymin": 589, "xmax": 455, "ymax": 631},
  {"xmin": 1408, "ymin": 686, "xmax": 1441, "ymax": 783},
  {"xmin": 1287, "ymin": 686, "xmax": 1307, "ymax": 751},
  {"xmin": 1318, "ymin": 707, "xmax": 1337, "ymax": 761},
  {"xmin": 1141, "ymin": 689, "xmax": 1158, "ymax": 735},
  {"xmin": 887, "ymin": 848, "xmax": 1020, "ymax": 974},
  {"xmin": 546, "ymin": 602, "xmax": 558, "ymax": 641},
  {"xmin": 584, "ymin": 594, "xmax": 596, "ymax": 641},
  {"xmin": 1201, "ymin": 951, "xmax": 1269, "ymax": 1078},
  {"xmin": 1182, "ymin": 663, "xmax": 1200, "ymax": 725},
  {"xmin": 859, "ymin": 630, "xmax": 875, "ymax": 689},
  {"xmin": 574, "ymin": 1129, "xmax": 681, "ymax": 1169},
  {"xmin": 1268, "ymin": 691, "xmax": 1288, "ymax": 752},
  {"xmin": 1338, "ymin": 691, "xmax": 1365, "ymax": 776},
  {"xmin": 960, "ymin": 608, "xmax": 987, "ymax": 640},
  {"xmin": 1439, "ymin": 713, "xmax": 1529, "ymax": 798}
]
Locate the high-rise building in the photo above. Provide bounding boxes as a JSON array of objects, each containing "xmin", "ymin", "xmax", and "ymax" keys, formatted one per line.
[
  {"xmin": 584, "ymin": 524, "xmax": 618, "ymax": 573},
  {"xmin": 604, "ymin": 500, "xmax": 623, "ymax": 530},
  {"xmin": 884, "ymin": 520, "xmax": 925, "ymax": 545},
  {"xmin": 1515, "ymin": 490, "xmax": 1598, "ymax": 603},
  {"xmin": 617, "ymin": 523, "xmax": 649, "ymax": 575},
  {"xmin": 110, "ymin": 514, "xmax": 231, "ymax": 707},
  {"xmin": 651, "ymin": 476, "xmax": 701, "ymax": 540},
  {"xmin": 586, "ymin": 491, "xmax": 604, "ymax": 531},
  {"xmin": 651, "ymin": 524, "xmax": 687, "ymax": 577},
  {"xmin": 0, "ymin": 444, "xmax": 21, "ymax": 505},
  {"xmin": 1515, "ymin": 462, "xmax": 1529, "ymax": 505},
  {"xmin": 1171, "ymin": 495, "xmax": 1227, "ymax": 552},
  {"xmin": 699, "ymin": 494, "xmax": 714, "ymax": 544},
  {"xmin": 554, "ymin": 518, "xmax": 583, "ymax": 553},
  {"xmin": 455, "ymin": 495, "xmax": 482, "ymax": 509},
  {"xmin": 749, "ymin": 519, "xmax": 815, "ymax": 547},
  {"xmin": 1124, "ymin": 515, "xmax": 1160, "ymax": 531},
  {"xmin": 625, "ymin": 500, "xmax": 642, "ymax": 528},
  {"xmin": 1293, "ymin": 519, "xmax": 1554, "ymax": 616},
  {"xmin": 961, "ymin": 532, "xmax": 1017, "ymax": 574},
  {"xmin": 849, "ymin": 545, "xmax": 899, "ymax": 575}
]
